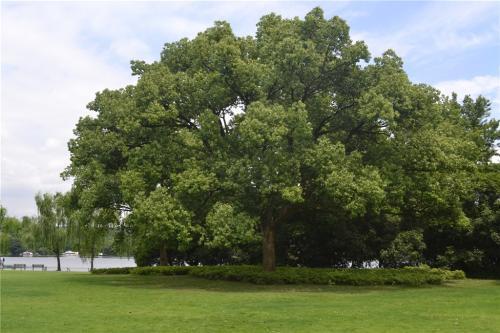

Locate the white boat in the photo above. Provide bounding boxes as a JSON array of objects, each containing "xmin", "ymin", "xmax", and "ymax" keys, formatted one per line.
[
  {"xmin": 63, "ymin": 250, "xmax": 79, "ymax": 256},
  {"xmin": 21, "ymin": 251, "xmax": 33, "ymax": 257}
]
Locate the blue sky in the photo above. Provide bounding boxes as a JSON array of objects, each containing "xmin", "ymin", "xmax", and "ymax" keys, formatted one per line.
[{"xmin": 1, "ymin": 1, "xmax": 499, "ymax": 217}]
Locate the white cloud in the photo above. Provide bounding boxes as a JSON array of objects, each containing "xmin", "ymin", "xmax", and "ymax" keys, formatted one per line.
[
  {"xmin": 354, "ymin": 2, "xmax": 499, "ymax": 61},
  {"xmin": 1, "ymin": 4, "xmax": 151, "ymax": 216},
  {"xmin": 434, "ymin": 75, "xmax": 500, "ymax": 99},
  {"xmin": 110, "ymin": 38, "xmax": 153, "ymax": 62},
  {"xmin": 42, "ymin": 138, "xmax": 61, "ymax": 151},
  {"xmin": 434, "ymin": 75, "xmax": 500, "ymax": 118}
]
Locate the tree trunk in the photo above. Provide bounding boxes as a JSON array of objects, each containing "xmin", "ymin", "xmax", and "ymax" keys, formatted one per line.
[
  {"xmin": 90, "ymin": 248, "xmax": 95, "ymax": 271},
  {"xmin": 56, "ymin": 253, "xmax": 61, "ymax": 271},
  {"xmin": 262, "ymin": 219, "xmax": 276, "ymax": 272},
  {"xmin": 159, "ymin": 243, "xmax": 168, "ymax": 266}
]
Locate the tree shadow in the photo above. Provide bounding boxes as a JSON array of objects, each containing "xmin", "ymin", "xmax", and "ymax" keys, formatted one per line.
[{"xmin": 69, "ymin": 273, "xmax": 438, "ymax": 294}]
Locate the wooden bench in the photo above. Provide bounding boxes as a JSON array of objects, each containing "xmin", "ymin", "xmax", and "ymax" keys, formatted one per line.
[
  {"xmin": 13, "ymin": 264, "xmax": 27, "ymax": 270},
  {"xmin": 32, "ymin": 264, "xmax": 46, "ymax": 271}
]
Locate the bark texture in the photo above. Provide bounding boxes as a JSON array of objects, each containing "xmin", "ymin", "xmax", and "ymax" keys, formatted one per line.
[{"xmin": 159, "ymin": 243, "xmax": 168, "ymax": 266}]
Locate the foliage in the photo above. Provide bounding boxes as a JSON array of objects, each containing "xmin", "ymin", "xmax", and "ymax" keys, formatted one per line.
[
  {"xmin": 380, "ymin": 230, "xmax": 426, "ymax": 267},
  {"xmin": 127, "ymin": 187, "xmax": 192, "ymax": 265},
  {"xmin": 90, "ymin": 267, "xmax": 135, "ymax": 274},
  {"xmin": 72, "ymin": 207, "xmax": 117, "ymax": 269},
  {"xmin": 92, "ymin": 264, "xmax": 464, "ymax": 286},
  {"xmin": 131, "ymin": 266, "xmax": 192, "ymax": 276},
  {"xmin": 0, "ymin": 206, "xmax": 23, "ymax": 256},
  {"xmin": 201, "ymin": 202, "xmax": 260, "ymax": 249},
  {"xmin": 188, "ymin": 265, "xmax": 462, "ymax": 286},
  {"xmin": 91, "ymin": 266, "xmax": 192, "ymax": 276},
  {"xmin": 34, "ymin": 192, "xmax": 71, "ymax": 270},
  {"xmin": 62, "ymin": 7, "xmax": 499, "ymax": 274}
]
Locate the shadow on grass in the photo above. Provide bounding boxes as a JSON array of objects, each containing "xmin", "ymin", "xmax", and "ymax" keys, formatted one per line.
[{"xmin": 68, "ymin": 273, "xmax": 439, "ymax": 294}]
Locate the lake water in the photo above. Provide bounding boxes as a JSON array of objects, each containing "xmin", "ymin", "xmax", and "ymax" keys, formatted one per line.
[{"xmin": 0, "ymin": 256, "xmax": 136, "ymax": 272}]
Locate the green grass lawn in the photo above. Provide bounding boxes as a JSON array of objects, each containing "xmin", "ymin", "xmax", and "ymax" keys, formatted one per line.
[{"xmin": 1, "ymin": 271, "xmax": 499, "ymax": 333}]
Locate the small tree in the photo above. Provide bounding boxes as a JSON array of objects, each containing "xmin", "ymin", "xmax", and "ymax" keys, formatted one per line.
[
  {"xmin": 201, "ymin": 202, "xmax": 260, "ymax": 259},
  {"xmin": 73, "ymin": 208, "xmax": 115, "ymax": 270},
  {"xmin": 20, "ymin": 216, "xmax": 38, "ymax": 254},
  {"xmin": 380, "ymin": 230, "xmax": 426, "ymax": 268},
  {"xmin": 35, "ymin": 192, "xmax": 69, "ymax": 271},
  {"xmin": 129, "ymin": 187, "xmax": 192, "ymax": 266}
]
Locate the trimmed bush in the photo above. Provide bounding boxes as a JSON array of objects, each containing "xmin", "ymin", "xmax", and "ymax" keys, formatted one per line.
[
  {"xmin": 91, "ymin": 267, "xmax": 135, "ymax": 274},
  {"xmin": 380, "ymin": 230, "xmax": 426, "ymax": 268},
  {"xmin": 189, "ymin": 265, "xmax": 465, "ymax": 286},
  {"xmin": 91, "ymin": 265, "xmax": 465, "ymax": 286},
  {"xmin": 402, "ymin": 266, "xmax": 466, "ymax": 280},
  {"xmin": 131, "ymin": 266, "xmax": 192, "ymax": 276}
]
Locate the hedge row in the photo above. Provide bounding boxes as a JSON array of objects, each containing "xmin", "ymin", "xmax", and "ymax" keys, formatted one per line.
[
  {"xmin": 188, "ymin": 265, "xmax": 465, "ymax": 286},
  {"xmin": 131, "ymin": 266, "xmax": 191, "ymax": 276},
  {"xmin": 91, "ymin": 265, "xmax": 465, "ymax": 286},
  {"xmin": 91, "ymin": 266, "xmax": 191, "ymax": 275},
  {"xmin": 90, "ymin": 267, "xmax": 136, "ymax": 274}
]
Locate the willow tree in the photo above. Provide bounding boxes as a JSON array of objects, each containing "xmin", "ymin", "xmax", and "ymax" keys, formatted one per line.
[
  {"xmin": 71, "ymin": 207, "xmax": 115, "ymax": 271},
  {"xmin": 35, "ymin": 193, "xmax": 70, "ymax": 271}
]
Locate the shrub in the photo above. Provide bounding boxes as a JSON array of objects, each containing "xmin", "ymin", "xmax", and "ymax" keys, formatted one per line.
[
  {"xmin": 188, "ymin": 265, "xmax": 464, "ymax": 286},
  {"xmin": 91, "ymin": 267, "xmax": 135, "ymax": 274},
  {"xmin": 91, "ymin": 265, "xmax": 465, "ymax": 286},
  {"xmin": 403, "ymin": 266, "xmax": 466, "ymax": 280},
  {"xmin": 380, "ymin": 230, "xmax": 426, "ymax": 268},
  {"xmin": 131, "ymin": 266, "xmax": 192, "ymax": 276}
]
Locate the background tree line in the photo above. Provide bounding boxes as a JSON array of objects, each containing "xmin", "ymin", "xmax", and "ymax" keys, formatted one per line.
[
  {"xmin": 0, "ymin": 200, "xmax": 118, "ymax": 271},
  {"xmin": 3, "ymin": 8, "xmax": 498, "ymax": 276}
]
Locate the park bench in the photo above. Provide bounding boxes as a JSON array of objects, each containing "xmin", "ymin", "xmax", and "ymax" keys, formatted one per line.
[
  {"xmin": 32, "ymin": 264, "xmax": 46, "ymax": 271},
  {"xmin": 1, "ymin": 264, "xmax": 14, "ymax": 270},
  {"xmin": 13, "ymin": 264, "xmax": 27, "ymax": 270}
]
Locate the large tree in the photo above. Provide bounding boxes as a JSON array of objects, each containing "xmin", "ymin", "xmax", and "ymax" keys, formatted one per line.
[{"xmin": 65, "ymin": 7, "xmax": 498, "ymax": 272}]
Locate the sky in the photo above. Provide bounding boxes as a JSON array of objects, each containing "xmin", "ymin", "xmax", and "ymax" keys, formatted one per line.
[{"xmin": 1, "ymin": 1, "xmax": 499, "ymax": 217}]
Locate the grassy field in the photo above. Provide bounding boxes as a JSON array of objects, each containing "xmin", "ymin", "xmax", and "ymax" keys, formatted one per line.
[{"xmin": 1, "ymin": 271, "xmax": 499, "ymax": 333}]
